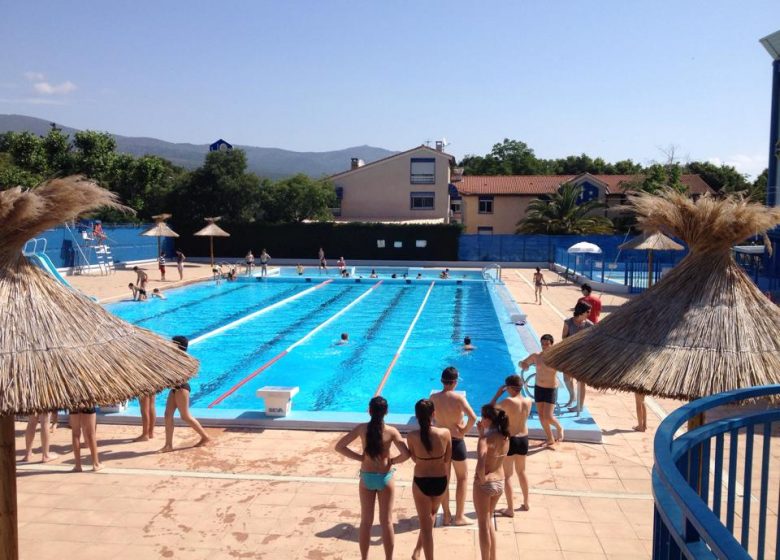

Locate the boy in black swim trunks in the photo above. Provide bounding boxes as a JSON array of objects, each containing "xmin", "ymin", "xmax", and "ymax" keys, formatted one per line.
[
  {"xmin": 429, "ymin": 366, "xmax": 477, "ymax": 526},
  {"xmin": 490, "ymin": 374, "xmax": 532, "ymax": 515},
  {"xmin": 520, "ymin": 334, "xmax": 564, "ymax": 448}
]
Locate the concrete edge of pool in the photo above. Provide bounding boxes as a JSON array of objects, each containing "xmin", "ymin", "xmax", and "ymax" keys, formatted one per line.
[{"xmin": 99, "ymin": 406, "xmax": 604, "ymax": 444}]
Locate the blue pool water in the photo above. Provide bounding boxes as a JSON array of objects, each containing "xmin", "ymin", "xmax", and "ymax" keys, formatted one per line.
[{"xmin": 107, "ymin": 275, "xmax": 520, "ymax": 415}]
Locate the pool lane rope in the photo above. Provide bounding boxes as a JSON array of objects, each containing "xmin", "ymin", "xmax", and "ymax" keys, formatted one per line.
[
  {"xmin": 374, "ymin": 281, "xmax": 436, "ymax": 397},
  {"xmin": 207, "ymin": 280, "xmax": 384, "ymax": 408},
  {"xmin": 189, "ymin": 279, "xmax": 333, "ymax": 347}
]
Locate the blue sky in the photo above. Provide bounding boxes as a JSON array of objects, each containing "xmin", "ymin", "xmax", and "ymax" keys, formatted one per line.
[{"xmin": 0, "ymin": 1, "xmax": 776, "ymax": 177}]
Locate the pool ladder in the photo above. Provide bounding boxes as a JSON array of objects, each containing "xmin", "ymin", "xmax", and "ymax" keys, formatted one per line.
[{"xmin": 482, "ymin": 264, "xmax": 501, "ymax": 282}]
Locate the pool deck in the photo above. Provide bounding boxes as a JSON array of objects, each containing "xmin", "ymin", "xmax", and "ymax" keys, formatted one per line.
[{"xmin": 13, "ymin": 265, "xmax": 769, "ymax": 559}]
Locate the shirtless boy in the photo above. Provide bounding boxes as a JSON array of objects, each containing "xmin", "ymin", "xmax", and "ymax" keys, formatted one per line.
[
  {"xmin": 490, "ymin": 374, "xmax": 532, "ymax": 514},
  {"xmin": 533, "ymin": 267, "xmax": 547, "ymax": 305},
  {"xmin": 430, "ymin": 366, "xmax": 477, "ymax": 525},
  {"xmin": 133, "ymin": 266, "xmax": 148, "ymax": 291},
  {"xmin": 520, "ymin": 334, "xmax": 564, "ymax": 448}
]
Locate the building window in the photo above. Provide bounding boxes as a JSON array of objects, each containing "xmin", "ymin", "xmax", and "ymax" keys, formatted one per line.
[
  {"xmin": 478, "ymin": 196, "xmax": 494, "ymax": 214},
  {"xmin": 410, "ymin": 191, "xmax": 435, "ymax": 210},
  {"xmin": 477, "ymin": 226, "xmax": 494, "ymax": 235},
  {"xmin": 450, "ymin": 200, "xmax": 461, "ymax": 214},
  {"xmin": 410, "ymin": 158, "xmax": 435, "ymax": 184}
]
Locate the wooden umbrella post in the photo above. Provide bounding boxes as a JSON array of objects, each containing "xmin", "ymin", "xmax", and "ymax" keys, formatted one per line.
[
  {"xmin": 0, "ymin": 414, "xmax": 19, "ymax": 560},
  {"xmin": 210, "ymin": 237, "xmax": 214, "ymax": 268}
]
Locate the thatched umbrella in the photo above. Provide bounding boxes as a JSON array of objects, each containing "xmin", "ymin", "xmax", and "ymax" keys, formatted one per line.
[
  {"xmin": 618, "ymin": 231, "xmax": 685, "ymax": 288},
  {"xmin": 544, "ymin": 189, "xmax": 780, "ymax": 402},
  {"xmin": 141, "ymin": 213, "xmax": 179, "ymax": 257},
  {"xmin": 0, "ymin": 177, "xmax": 199, "ymax": 559},
  {"xmin": 193, "ymin": 217, "xmax": 230, "ymax": 267}
]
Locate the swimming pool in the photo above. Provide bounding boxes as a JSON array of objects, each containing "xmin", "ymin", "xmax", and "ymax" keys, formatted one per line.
[{"xmin": 107, "ymin": 273, "xmax": 522, "ymax": 416}]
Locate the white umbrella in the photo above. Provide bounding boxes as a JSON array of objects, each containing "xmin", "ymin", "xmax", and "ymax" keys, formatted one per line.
[{"xmin": 567, "ymin": 241, "xmax": 602, "ymax": 254}]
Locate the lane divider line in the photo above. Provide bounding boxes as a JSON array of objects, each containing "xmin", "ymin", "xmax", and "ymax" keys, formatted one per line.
[
  {"xmin": 190, "ymin": 279, "xmax": 333, "ymax": 346},
  {"xmin": 208, "ymin": 281, "xmax": 383, "ymax": 408},
  {"xmin": 374, "ymin": 281, "xmax": 435, "ymax": 396}
]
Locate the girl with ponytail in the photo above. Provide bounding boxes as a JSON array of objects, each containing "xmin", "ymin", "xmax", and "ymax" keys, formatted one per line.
[
  {"xmin": 473, "ymin": 404, "xmax": 510, "ymax": 560},
  {"xmin": 406, "ymin": 399, "xmax": 452, "ymax": 560},
  {"xmin": 335, "ymin": 396, "xmax": 410, "ymax": 560}
]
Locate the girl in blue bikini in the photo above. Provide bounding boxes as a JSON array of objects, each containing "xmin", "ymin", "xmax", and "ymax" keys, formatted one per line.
[{"xmin": 336, "ymin": 396, "xmax": 410, "ymax": 560}]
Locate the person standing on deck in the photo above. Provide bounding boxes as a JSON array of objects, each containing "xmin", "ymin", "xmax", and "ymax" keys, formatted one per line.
[
  {"xmin": 533, "ymin": 267, "xmax": 547, "ymax": 305},
  {"xmin": 490, "ymin": 374, "xmax": 532, "ymax": 515},
  {"xmin": 175, "ymin": 250, "xmax": 185, "ymax": 281},
  {"xmin": 318, "ymin": 247, "xmax": 327, "ymax": 272},
  {"xmin": 259, "ymin": 249, "xmax": 271, "ymax": 277},
  {"xmin": 577, "ymin": 283, "xmax": 602, "ymax": 323},
  {"xmin": 245, "ymin": 250, "xmax": 255, "ymax": 275},
  {"xmin": 562, "ymin": 302, "xmax": 594, "ymax": 414},
  {"xmin": 430, "ymin": 366, "xmax": 477, "ymax": 526},
  {"xmin": 158, "ymin": 252, "xmax": 166, "ymax": 281},
  {"xmin": 520, "ymin": 334, "xmax": 564, "ymax": 448}
]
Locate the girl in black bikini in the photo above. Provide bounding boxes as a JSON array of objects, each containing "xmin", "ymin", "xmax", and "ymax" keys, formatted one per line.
[{"xmin": 407, "ymin": 399, "xmax": 452, "ymax": 560}]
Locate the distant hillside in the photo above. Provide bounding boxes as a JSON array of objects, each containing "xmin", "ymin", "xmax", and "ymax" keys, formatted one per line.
[{"xmin": 0, "ymin": 114, "xmax": 397, "ymax": 179}]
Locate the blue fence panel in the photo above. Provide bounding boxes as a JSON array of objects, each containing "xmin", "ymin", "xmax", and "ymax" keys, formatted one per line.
[{"xmin": 33, "ymin": 223, "xmax": 175, "ymax": 269}]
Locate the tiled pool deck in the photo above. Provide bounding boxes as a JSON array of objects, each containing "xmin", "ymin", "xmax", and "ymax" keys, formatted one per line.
[{"xmin": 13, "ymin": 264, "xmax": 777, "ymax": 559}]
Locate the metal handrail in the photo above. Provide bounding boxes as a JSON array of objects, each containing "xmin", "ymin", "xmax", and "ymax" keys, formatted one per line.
[
  {"xmin": 653, "ymin": 384, "xmax": 780, "ymax": 559},
  {"xmin": 22, "ymin": 237, "xmax": 47, "ymax": 256},
  {"xmin": 482, "ymin": 264, "xmax": 501, "ymax": 282}
]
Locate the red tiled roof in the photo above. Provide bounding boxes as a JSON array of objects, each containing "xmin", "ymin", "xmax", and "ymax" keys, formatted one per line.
[{"xmin": 456, "ymin": 174, "xmax": 714, "ymax": 196}]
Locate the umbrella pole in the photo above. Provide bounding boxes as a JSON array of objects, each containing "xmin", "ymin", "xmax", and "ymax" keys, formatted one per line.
[
  {"xmin": 210, "ymin": 237, "xmax": 214, "ymax": 268},
  {"xmin": 687, "ymin": 412, "xmax": 706, "ymax": 495},
  {"xmin": 0, "ymin": 414, "xmax": 19, "ymax": 560},
  {"xmin": 156, "ymin": 237, "xmax": 161, "ymax": 259}
]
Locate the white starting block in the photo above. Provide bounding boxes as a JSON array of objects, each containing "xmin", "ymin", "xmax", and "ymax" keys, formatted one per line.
[
  {"xmin": 257, "ymin": 386, "xmax": 300, "ymax": 417},
  {"xmin": 99, "ymin": 401, "xmax": 128, "ymax": 413}
]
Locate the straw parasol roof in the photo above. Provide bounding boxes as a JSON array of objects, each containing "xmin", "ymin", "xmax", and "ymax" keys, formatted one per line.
[
  {"xmin": 618, "ymin": 231, "xmax": 684, "ymax": 252},
  {"xmin": 194, "ymin": 217, "xmax": 231, "ymax": 267},
  {"xmin": 544, "ymin": 189, "xmax": 780, "ymax": 401},
  {"xmin": 0, "ymin": 176, "xmax": 199, "ymax": 415}
]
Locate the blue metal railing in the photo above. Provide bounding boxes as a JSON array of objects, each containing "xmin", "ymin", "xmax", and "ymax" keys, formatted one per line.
[{"xmin": 653, "ymin": 384, "xmax": 780, "ymax": 559}]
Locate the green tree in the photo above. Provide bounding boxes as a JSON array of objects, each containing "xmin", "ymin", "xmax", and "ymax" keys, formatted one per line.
[
  {"xmin": 1, "ymin": 131, "xmax": 48, "ymax": 175},
  {"xmin": 684, "ymin": 161, "xmax": 749, "ymax": 194},
  {"xmin": 171, "ymin": 149, "xmax": 263, "ymax": 223},
  {"xmin": 259, "ymin": 174, "xmax": 336, "ymax": 223},
  {"xmin": 71, "ymin": 130, "xmax": 117, "ymax": 182},
  {"xmin": 42, "ymin": 126, "xmax": 73, "ymax": 173},
  {"xmin": 516, "ymin": 182, "xmax": 614, "ymax": 234},
  {"xmin": 750, "ymin": 168, "xmax": 768, "ymax": 204}
]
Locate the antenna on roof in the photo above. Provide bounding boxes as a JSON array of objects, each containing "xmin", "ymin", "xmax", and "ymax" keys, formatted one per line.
[
  {"xmin": 423, "ymin": 139, "xmax": 433, "ymax": 147},
  {"xmin": 441, "ymin": 137, "xmax": 450, "ymax": 147}
]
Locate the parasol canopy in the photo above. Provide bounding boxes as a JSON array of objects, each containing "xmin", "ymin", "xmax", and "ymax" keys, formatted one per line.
[
  {"xmin": 619, "ymin": 231, "xmax": 685, "ymax": 288},
  {"xmin": 193, "ymin": 217, "xmax": 230, "ymax": 267},
  {"xmin": 544, "ymin": 189, "xmax": 780, "ymax": 401},
  {"xmin": 141, "ymin": 213, "xmax": 179, "ymax": 256},
  {"xmin": 567, "ymin": 241, "xmax": 602, "ymax": 254},
  {"xmin": 618, "ymin": 231, "xmax": 684, "ymax": 252}
]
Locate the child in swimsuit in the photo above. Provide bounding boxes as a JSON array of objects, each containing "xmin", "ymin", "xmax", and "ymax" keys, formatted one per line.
[
  {"xmin": 473, "ymin": 405, "xmax": 510, "ymax": 560},
  {"xmin": 407, "ymin": 399, "xmax": 452, "ymax": 560},
  {"xmin": 335, "ymin": 396, "xmax": 410, "ymax": 560}
]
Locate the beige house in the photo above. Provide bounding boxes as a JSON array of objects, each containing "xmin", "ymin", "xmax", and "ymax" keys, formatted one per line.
[
  {"xmin": 329, "ymin": 144, "xmax": 460, "ymax": 223},
  {"xmin": 454, "ymin": 173, "xmax": 714, "ymax": 234}
]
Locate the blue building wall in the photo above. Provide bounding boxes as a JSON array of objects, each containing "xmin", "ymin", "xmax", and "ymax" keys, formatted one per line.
[{"xmin": 31, "ymin": 224, "xmax": 176, "ymax": 269}]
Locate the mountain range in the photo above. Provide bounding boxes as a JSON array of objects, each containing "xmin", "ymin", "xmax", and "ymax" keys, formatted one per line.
[{"xmin": 0, "ymin": 114, "xmax": 397, "ymax": 179}]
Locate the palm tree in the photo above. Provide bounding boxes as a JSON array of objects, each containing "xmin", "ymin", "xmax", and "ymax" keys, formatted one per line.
[{"xmin": 516, "ymin": 182, "xmax": 614, "ymax": 234}]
